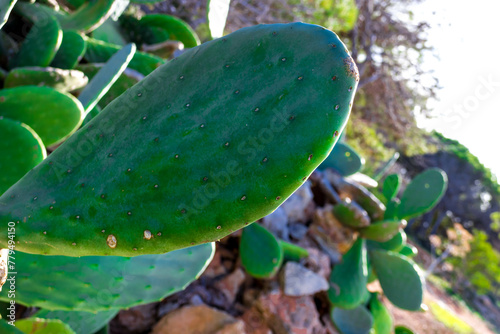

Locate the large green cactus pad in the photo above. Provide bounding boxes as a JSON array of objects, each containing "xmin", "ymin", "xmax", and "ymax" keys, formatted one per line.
[
  {"xmin": 0, "ymin": 86, "xmax": 84, "ymax": 147},
  {"xmin": 369, "ymin": 250, "xmax": 424, "ymax": 311},
  {"xmin": 397, "ymin": 168, "xmax": 448, "ymax": 220},
  {"xmin": 0, "ymin": 118, "xmax": 46, "ymax": 195},
  {"xmin": 0, "ymin": 244, "xmax": 214, "ymax": 311},
  {"xmin": 328, "ymin": 238, "xmax": 368, "ymax": 309},
  {"xmin": 51, "ymin": 30, "xmax": 87, "ymax": 69},
  {"xmin": 35, "ymin": 309, "xmax": 118, "ymax": 334},
  {"xmin": 4, "ymin": 66, "xmax": 88, "ymax": 92},
  {"xmin": 8, "ymin": 15, "xmax": 62, "ymax": 69},
  {"xmin": 0, "ymin": 23, "xmax": 358, "ymax": 257}
]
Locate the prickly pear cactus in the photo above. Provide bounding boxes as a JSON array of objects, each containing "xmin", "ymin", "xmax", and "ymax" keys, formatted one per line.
[
  {"xmin": 84, "ymin": 37, "xmax": 164, "ymax": 75},
  {"xmin": 140, "ymin": 14, "xmax": 200, "ymax": 48},
  {"xmin": 0, "ymin": 243, "xmax": 214, "ymax": 311},
  {"xmin": 8, "ymin": 15, "xmax": 62, "ymax": 69},
  {"xmin": 0, "ymin": 86, "xmax": 85, "ymax": 147},
  {"xmin": 0, "ymin": 23, "xmax": 358, "ymax": 257},
  {"xmin": 35, "ymin": 309, "xmax": 117, "ymax": 334},
  {"xmin": 4, "ymin": 67, "xmax": 88, "ymax": 92},
  {"xmin": 0, "ymin": 118, "xmax": 46, "ymax": 194},
  {"xmin": 51, "ymin": 30, "xmax": 87, "ymax": 69}
]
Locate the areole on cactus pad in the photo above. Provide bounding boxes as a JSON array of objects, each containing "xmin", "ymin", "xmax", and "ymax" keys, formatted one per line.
[{"xmin": 0, "ymin": 23, "xmax": 358, "ymax": 257}]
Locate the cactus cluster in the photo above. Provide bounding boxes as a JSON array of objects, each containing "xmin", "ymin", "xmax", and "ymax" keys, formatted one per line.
[
  {"xmin": 317, "ymin": 146, "xmax": 448, "ymax": 334},
  {"xmin": 0, "ymin": 0, "xmax": 359, "ymax": 331}
]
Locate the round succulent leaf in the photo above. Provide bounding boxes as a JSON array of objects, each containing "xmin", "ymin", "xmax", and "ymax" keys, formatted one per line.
[
  {"xmin": 319, "ymin": 142, "xmax": 364, "ymax": 176},
  {"xmin": 369, "ymin": 292, "xmax": 393, "ymax": 334},
  {"xmin": 59, "ymin": 0, "xmax": 117, "ymax": 33},
  {"xmin": 0, "ymin": 244, "xmax": 214, "ymax": 312},
  {"xmin": 4, "ymin": 66, "xmax": 88, "ymax": 92},
  {"xmin": 369, "ymin": 250, "xmax": 424, "ymax": 311},
  {"xmin": 358, "ymin": 220, "xmax": 406, "ymax": 242},
  {"xmin": 397, "ymin": 168, "xmax": 448, "ymax": 220},
  {"xmin": 0, "ymin": 86, "xmax": 85, "ymax": 147},
  {"xmin": 382, "ymin": 173, "xmax": 401, "ymax": 202},
  {"xmin": 84, "ymin": 36, "xmax": 164, "ymax": 75},
  {"xmin": 331, "ymin": 305, "xmax": 374, "ymax": 334},
  {"xmin": 332, "ymin": 200, "xmax": 370, "ymax": 228},
  {"xmin": 8, "ymin": 15, "xmax": 62, "ymax": 69},
  {"xmin": 240, "ymin": 223, "xmax": 283, "ymax": 278},
  {"xmin": 51, "ymin": 30, "xmax": 87, "ymax": 70},
  {"xmin": 92, "ymin": 18, "xmax": 127, "ymax": 46},
  {"xmin": 328, "ymin": 238, "xmax": 368, "ymax": 309},
  {"xmin": 399, "ymin": 244, "xmax": 418, "ymax": 258},
  {"xmin": 0, "ymin": 23, "xmax": 358, "ymax": 256},
  {"xmin": 367, "ymin": 229, "xmax": 407, "ymax": 252},
  {"xmin": 0, "ymin": 118, "xmax": 46, "ymax": 195},
  {"xmin": 394, "ymin": 325, "xmax": 415, "ymax": 334},
  {"xmin": 119, "ymin": 14, "xmax": 171, "ymax": 46},
  {"xmin": 383, "ymin": 197, "xmax": 400, "ymax": 220},
  {"xmin": 35, "ymin": 309, "xmax": 118, "ymax": 334},
  {"xmin": 140, "ymin": 14, "xmax": 200, "ymax": 48}
]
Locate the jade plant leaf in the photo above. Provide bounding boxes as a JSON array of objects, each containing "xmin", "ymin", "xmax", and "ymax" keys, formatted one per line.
[
  {"xmin": 369, "ymin": 250, "xmax": 424, "ymax": 311},
  {"xmin": 240, "ymin": 222, "xmax": 283, "ymax": 278}
]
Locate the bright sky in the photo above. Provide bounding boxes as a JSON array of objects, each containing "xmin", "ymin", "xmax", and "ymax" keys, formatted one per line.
[{"xmin": 413, "ymin": 0, "xmax": 500, "ymax": 178}]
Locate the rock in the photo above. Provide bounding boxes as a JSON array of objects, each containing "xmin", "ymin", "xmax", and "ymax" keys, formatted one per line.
[
  {"xmin": 302, "ymin": 247, "xmax": 331, "ymax": 280},
  {"xmin": 281, "ymin": 181, "xmax": 315, "ymax": 223},
  {"xmin": 289, "ymin": 223, "xmax": 308, "ymax": 240},
  {"xmin": 262, "ymin": 206, "xmax": 289, "ymax": 240},
  {"xmin": 115, "ymin": 302, "xmax": 157, "ymax": 333},
  {"xmin": 240, "ymin": 306, "xmax": 273, "ymax": 334},
  {"xmin": 152, "ymin": 304, "xmax": 245, "ymax": 334},
  {"xmin": 256, "ymin": 289, "xmax": 327, "ymax": 334},
  {"xmin": 282, "ymin": 262, "xmax": 329, "ymax": 297},
  {"xmin": 215, "ymin": 268, "xmax": 246, "ymax": 305},
  {"xmin": 216, "ymin": 320, "xmax": 247, "ymax": 334},
  {"xmin": 203, "ymin": 247, "xmax": 227, "ymax": 278}
]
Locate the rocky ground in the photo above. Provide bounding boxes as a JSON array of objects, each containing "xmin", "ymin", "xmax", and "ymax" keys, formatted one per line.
[{"xmin": 104, "ymin": 170, "xmax": 497, "ymax": 334}]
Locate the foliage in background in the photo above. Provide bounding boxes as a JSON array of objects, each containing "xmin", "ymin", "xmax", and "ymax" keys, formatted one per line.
[{"xmin": 446, "ymin": 229, "xmax": 500, "ymax": 295}]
